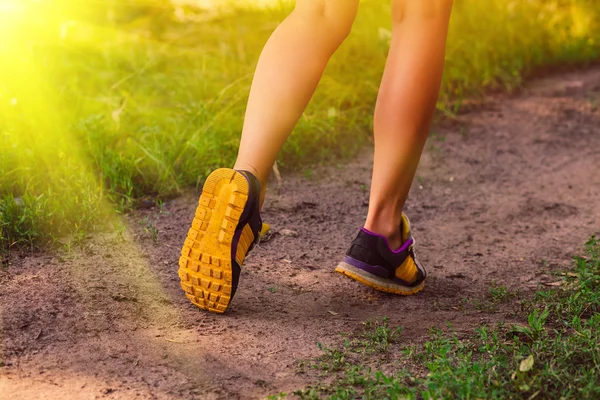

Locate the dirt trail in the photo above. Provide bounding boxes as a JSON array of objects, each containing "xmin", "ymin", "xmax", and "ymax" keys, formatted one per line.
[{"xmin": 1, "ymin": 68, "xmax": 600, "ymax": 400}]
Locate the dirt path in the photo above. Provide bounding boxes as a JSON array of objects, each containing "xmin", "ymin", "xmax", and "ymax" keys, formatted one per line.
[{"xmin": 2, "ymin": 68, "xmax": 600, "ymax": 400}]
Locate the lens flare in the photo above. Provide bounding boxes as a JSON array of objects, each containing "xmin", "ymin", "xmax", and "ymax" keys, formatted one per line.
[
  {"xmin": 0, "ymin": 0, "xmax": 26, "ymax": 37},
  {"xmin": 0, "ymin": 0, "xmax": 25, "ymax": 15}
]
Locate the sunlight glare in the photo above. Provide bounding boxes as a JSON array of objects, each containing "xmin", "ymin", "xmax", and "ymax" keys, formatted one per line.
[
  {"xmin": 0, "ymin": 0, "xmax": 27, "ymax": 34},
  {"xmin": 0, "ymin": 0, "xmax": 25, "ymax": 15}
]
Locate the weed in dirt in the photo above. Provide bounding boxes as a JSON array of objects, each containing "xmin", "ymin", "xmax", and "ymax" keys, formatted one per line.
[
  {"xmin": 310, "ymin": 318, "xmax": 401, "ymax": 377},
  {"xmin": 471, "ymin": 284, "xmax": 515, "ymax": 312},
  {"xmin": 489, "ymin": 283, "xmax": 513, "ymax": 303},
  {"xmin": 60, "ymin": 230, "xmax": 87, "ymax": 255},
  {"xmin": 140, "ymin": 200, "xmax": 166, "ymax": 244},
  {"xmin": 358, "ymin": 317, "xmax": 402, "ymax": 354},
  {"xmin": 303, "ymin": 169, "xmax": 315, "ymax": 181},
  {"xmin": 314, "ymin": 342, "xmax": 350, "ymax": 374},
  {"xmin": 141, "ymin": 216, "xmax": 159, "ymax": 244},
  {"xmin": 280, "ymin": 235, "xmax": 600, "ymax": 399},
  {"xmin": 114, "ymin": 222, "xmax": 127, "ymax": 243},
  {"xmin": 472, "ymin": 298, "xmax": 497, "ymax": 313}
]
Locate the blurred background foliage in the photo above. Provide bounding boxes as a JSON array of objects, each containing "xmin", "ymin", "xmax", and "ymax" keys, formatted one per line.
[{"xmin": 1, "ymin": 0, "xmax": 600, "ymax": 251}]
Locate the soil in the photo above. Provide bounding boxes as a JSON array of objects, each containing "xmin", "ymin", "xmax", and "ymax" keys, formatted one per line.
[{"xmin": 1, "ymin": 68, "xmax": 600, "ymax": 400}]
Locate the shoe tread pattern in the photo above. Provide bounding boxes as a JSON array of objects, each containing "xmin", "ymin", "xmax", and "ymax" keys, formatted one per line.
[{"xmin": 178, "ymin": 169, "xmax": 249, "ymax": 313}]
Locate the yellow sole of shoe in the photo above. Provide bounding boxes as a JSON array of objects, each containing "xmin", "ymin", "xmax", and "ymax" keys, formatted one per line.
[
  {"xmin": 178, "ymin": 168, "xmax": 250, "ymax": 314},
  {"xmin": 335, "ymin": 262, "xmax": 424, "ymax": 296}
]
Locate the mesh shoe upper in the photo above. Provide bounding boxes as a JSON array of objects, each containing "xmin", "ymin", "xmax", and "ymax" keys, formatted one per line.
[{"xmin": 345, "ymin": 215, "xmax": 426, "ymax": 286}]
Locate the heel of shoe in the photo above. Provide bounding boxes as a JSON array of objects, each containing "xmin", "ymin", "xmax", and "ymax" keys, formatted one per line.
[{"xmin": 178, "ymin": 169, "xmax": 251, "ymax": 313}]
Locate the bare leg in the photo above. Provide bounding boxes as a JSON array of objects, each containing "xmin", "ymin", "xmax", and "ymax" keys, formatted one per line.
[
  {"xmin": 233, "ymin": 0, "xmax": 359, "ymax": 203},
  {"xmin": 364, "ymin": 0, "xmax": 454, "ymax": 249}
]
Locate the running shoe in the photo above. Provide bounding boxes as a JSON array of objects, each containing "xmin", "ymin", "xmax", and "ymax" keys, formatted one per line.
[
  {"xmin": 178, "ymin": 168, "xmax": 262, "ymax": 313},
  {"xmin": 335, "ymin": 214, "xmax": 426, "ymax": 295}
]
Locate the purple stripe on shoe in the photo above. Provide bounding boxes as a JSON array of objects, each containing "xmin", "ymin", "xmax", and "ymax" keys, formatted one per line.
[
  {"xmin": 360, "ymin": 228, "xmax": 414, "ymax": 254},
  {"xmin": 343, "ymin": 255, "xmax": 421, "ymax": 287},
  {"xmin": 342, "ymin": 256, "xmax": 391, "ymax": 279}
]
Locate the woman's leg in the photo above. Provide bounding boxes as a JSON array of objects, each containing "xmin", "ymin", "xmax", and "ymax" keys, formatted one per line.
[
  {"xmin": 364, "ymin": 0, "xmax": 454, "ymax": 249},
  {"xmin": 233, "ymin": 0, "xmax": 359, "ymax": 203},
  {"xmin": 179, "ymin": 0, "xmax": 359, "ymax": 314}
]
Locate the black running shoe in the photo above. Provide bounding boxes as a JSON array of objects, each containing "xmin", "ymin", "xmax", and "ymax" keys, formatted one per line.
[{"xmin": 336, "ymin": 214, "xmax": 426, "ymax": 295}]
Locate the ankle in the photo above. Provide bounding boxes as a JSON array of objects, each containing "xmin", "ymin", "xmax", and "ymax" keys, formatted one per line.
[
  {"xmin": 233, "ymin": 164, "xmax": 267, "ymax": 210},
  {"xmin": 363, "ymin": 222, "xmax": 403, "ymax": 250},
  {"xmin": 234, "ymin": 163, "xmax": 260, "ymax": 181}
]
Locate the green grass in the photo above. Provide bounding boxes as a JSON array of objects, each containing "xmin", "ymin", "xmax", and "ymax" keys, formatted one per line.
[
  {"xmin": 276, "ymin": 236, "xmax": 600, "ymax": 399},
  {"xmin": 489, "ymin": 283, "xmax": 511, "ymax": 303},
  {"xmin": 2, "ymin": 0, "xmax": 600, "ymax": 251}
]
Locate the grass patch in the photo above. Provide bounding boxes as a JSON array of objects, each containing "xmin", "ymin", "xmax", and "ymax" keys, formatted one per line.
[
  {"xmin": 279, "ymin": 236, "xmax": 600, "ymax": 399},
  {"xmin": 489, "ymin": 283, "xmax": 512, "ymax": 303},
  {"xmin": 2, "ymin": 0, "xmax": 600, "ymax": 250}
]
